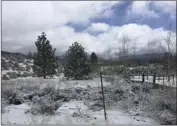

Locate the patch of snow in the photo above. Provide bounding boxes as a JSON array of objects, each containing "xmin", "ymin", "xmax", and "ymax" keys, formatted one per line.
[
  {"xmin": 2, "ymin": 103, "xmax": 31, "ymax": 124},
  {"xmin": 18, "ymin": 63, "xmax": 24, "ymax": 66}
]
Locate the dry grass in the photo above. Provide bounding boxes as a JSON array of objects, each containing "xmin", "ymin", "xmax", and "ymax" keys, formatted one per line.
[{"xmin": 105, "ymin": 76, "xmax": 176, "ymax": 125}]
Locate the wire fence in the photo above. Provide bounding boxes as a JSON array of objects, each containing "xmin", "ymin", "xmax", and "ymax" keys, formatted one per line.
[{"xmin": 130, "ymin": 72, "xmax": 176, "ymax": 87}]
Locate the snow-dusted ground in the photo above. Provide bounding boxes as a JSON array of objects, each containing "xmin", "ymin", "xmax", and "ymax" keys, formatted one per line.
[
  {"xmin": 2, "ymin": 101, "xmax": 159, "ymax": 125},
  {"xmin": 130, "ymin": 76, "xmax": 176, "ymax": 87},
  {"xmin": 2, "ymin": 76, "xmax": 111, "ymax": 90},
  {"xmin": 1, "ymin": 75, "xmax": 161, "ymax": 125}
]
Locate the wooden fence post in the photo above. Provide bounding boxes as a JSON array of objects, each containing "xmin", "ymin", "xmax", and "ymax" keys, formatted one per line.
[
  {"xmin": 142, "ymin": 73, "xmax": 145, "ymax": 83},
  {"xmin": 100, "ymin": 72, "xmax": 107, "ymax": 121}
]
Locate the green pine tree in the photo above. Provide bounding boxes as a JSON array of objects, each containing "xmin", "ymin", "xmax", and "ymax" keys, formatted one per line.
[
  {"xmin": 28, "ymin": 51, "xmax": 33, "ymax": 59},
  {"xmin": 90, "ymin": 52, "xmax": 98, "ymax": 71},
  {"xmin": 64, "ymin": 42, "xmax": 90, "ymax": 80},
  {"xmin": 90, "ymin": 52, "xmax": 98, "ymax": 64},
  {"xmin": 33, "ymin": 32, "xmax": 57, "ymax": 78}
]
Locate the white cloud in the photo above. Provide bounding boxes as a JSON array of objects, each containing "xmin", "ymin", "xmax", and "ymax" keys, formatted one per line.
[
  {"xmin": 2, "ymin": 1, "xmax": 119, "ymax": 36},
  {"xmin": 86, "ymin": 23, "xmax": 111, "ymax": 33},
  {"xmin": 2, "ymin": 1, "xmax": 119, "ymax": 54},
  {"xmin": 2, "ymin": 22, "xmax": 176, "ymax": 56},
  {"xmin": 127, "ymin": 1, "xmax": 159, "ymax": 19},
  {"xmin": 152, "ymin": 1, "xmax": 176, "ymax": 19},
  {"xmin": 127, "ymin": 1, "xmax": 176, "ymax": 19},
  {"xmin": 2, "ymin": 1, "xmax": 176, "ymax": 57}
]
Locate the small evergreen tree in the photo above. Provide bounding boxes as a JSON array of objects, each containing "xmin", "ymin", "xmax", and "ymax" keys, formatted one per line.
[
  {"xmin": 33, "ymin": 32, "xmax": 57, "ymax": 78},
  {"xmin": 28, "ymin": 51, "xmax": 33, "ymax": 59},
  {"xmin": 64, "ymin": 42, "xmax": 90, "ymax": 80},
  {"xmin": 90, "ymin": 52, "xmax": 98, "ymax": 64}
]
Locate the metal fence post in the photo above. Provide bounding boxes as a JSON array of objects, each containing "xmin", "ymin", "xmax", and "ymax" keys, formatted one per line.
[
  {"xmin": 163, "ymin": 75, "xmax": 164, "ymax": 84},
  {"xmin": 142, "ymin": 72, "xmax": 145, "ymax": 83},
  {"xmin": 100, "ymin": 72, "xmax": 107, "ymax": 121},
  {"xmin": 153, "ymin": 72, "xmax": 156, "ymax": 87}
]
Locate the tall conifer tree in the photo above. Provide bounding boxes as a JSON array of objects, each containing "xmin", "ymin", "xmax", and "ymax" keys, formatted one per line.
[{"xmin": 33, "ymin": 32, "xmax": 57, "ymax": 78}]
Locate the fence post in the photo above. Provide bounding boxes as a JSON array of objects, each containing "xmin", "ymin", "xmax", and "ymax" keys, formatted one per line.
[
  {"xmin": 163, "ymin": 75, "xmax": 164, "ymax": 84},
  {"xmin": 158, "ymin": 73, "xmax": 160, "ymax": 82},
  {"xmin": 142, "ymin": 72, "xmax": 145, "ymax": 83},
  {"xmin": 153, "ymin": 72, "xmax": 156, "ymax": 87},
  {"xmin": 100, "ymin": 72, "xmax": 107, "ymax": 121},
  {"xmin": 139, "ymin": 72, "xmax": 140, "ymax": 79}
]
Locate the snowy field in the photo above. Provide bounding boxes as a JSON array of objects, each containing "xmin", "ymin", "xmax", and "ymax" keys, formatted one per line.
[
  {"xmin": 130, "ymin": 76, "xmax": 176, "ymax": 87},
  {"xmin": 1, "ymin": 75, "xmax": 111, "ymax": 90},
  {"xmin": 1, "ymin": 75, "xmax": 160, "ymax": 125},
  {"xmin": 2, "ymin": 101, "xmax": 158, "ymax": 125}
]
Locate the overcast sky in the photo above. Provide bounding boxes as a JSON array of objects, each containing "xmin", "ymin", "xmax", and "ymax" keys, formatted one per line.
[{"xmin": 2, "ymin": 1, "xmax": 176, "ymax": 56}]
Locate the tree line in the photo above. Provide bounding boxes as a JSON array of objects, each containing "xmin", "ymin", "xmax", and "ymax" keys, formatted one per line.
[{"xmin": 31, "ymin": 32, "xmax": 98, "ymax": 79}]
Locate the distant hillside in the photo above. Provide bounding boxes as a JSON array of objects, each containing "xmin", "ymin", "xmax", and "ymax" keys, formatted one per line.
[
  {"xmin": 1, "ymin": 51, "xmax": 33, "ymax": 80},
  {"xmin": 1, "ymin": 51, "xmax": 61, "ymax": 80},
  {"xmin": 1, "ymin": 51, "xmax": 29, "ymax": 59},
  {"xmin": 119, "ymin": 53, "xmax": 166, "ymax": 61}
]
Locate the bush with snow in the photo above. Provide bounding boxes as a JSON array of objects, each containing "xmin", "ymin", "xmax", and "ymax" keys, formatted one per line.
[
  {"xmin": 2, "ymin": 74, "xmax": 9, "ymax": 80},
  {"xmin": 30, "ymin": 100, "xmax": 56, "ymax": 115},
  {"xmin": 105, "ymin": 76, "xmax": 176, "ymax": 124},
  {"xmin": 8, "ymin": 72, "xmax": 18, "ymax": 79},
  {"xmin": 22, "ymin": 72, "xmax": 31, "ymax": 77}
]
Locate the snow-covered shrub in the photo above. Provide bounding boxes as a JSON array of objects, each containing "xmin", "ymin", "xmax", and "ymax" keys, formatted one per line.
[
  {"xmin": 2, "ymin": 86, "xmax": 15, "ymax": 98},
  {"xmin": 1, "ymin": 86, "xmax": 18, "ymax": 105},
  {"xmin": 2, "ymin": 74, "xmax": 9, "ymax": 80},
  {"xmin": 18, "ymin": 84, "xmax": 40, "ymax": 92},
  {"xmin": 8, "ymin": 72, "xmax": 18, "ymax": 79},
  {"xmin": 8, "ymin": 59, "xmax": 13, "ymax": 65},
  {"xmin": 2, "ymin": 62, "xmax": 10, "ymax": 70},
  {"xmin": 75, "ymin": 88, "xmax": 83, "ymax": 94},
  {"xmin": 17, "ymin": 71, "xmax": 22, "ymax": 77},
  {"xmin": 159, "ymin": 110, "xmax": 176, "ymax": 125},
  {"xmin": 146, "ymin": 87, "xmax": 176, "ymax": 124},
  {"xmin": 26, "ymin": 65, "xmax": 31, "ymax": 72},
  {"xmin": 12, "ymin": 67, "xmax": 15, "ymax": 70},
  {"xmin": 19, "ymin": 67, "xmax": 26, "ymax": 71},
  {"xmin": 30, "ymin": 96, "xmax": 59, "ymax": 115},
  {"xmin": 22, "ymin": 72, "xmax": 31, "ymax": 77},
  {"xmin": 42, "ymin": 85, "xmax": 56, "ymax": 95},
  {"xmin": 32, "ymin": 73, "xmax": 37, "ymax": 77},
  {"xmin": 14, "ymin": 62, "xmax": 20, "ymax": 70},
  {"xmin": 104, "ymin": 76, "xmax": 115, "ymax": 83},
  {"xmin": 17, "ymin": 58, "xmax": 24, "ymax": 63},
  {"xmin": 151, "ymin": 88, "xmax": 176, "ymax": 113},
  {"xmin": 9, "ymin": 95, "xmax": 24, "ymax": 105}
]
